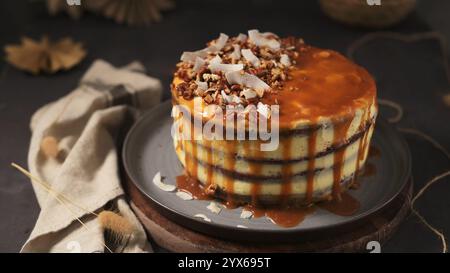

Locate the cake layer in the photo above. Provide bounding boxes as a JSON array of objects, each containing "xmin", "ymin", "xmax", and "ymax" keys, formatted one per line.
[
  {"xmin": 174, "ymin": 122, "xmax": 374, "ymax": 200},
  {"xmin": 175, "ymin": 122, "xmax": 374, "ymax": 179}
]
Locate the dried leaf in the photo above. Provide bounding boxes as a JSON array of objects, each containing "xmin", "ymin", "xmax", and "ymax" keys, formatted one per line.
[{"xmin": 4, "ymin": 36, "xmax": 86, "ymax": 75}]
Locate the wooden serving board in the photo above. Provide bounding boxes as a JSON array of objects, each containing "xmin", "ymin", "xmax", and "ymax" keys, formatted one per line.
[{"xmin": 124, "ymin": 177, "xmax": 412, "ymax": 253}]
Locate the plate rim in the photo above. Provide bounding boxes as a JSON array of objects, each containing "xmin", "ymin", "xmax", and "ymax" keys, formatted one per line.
[{"xmin": 122, "ymin": 100, "xmax": 412, "ymax": 237}]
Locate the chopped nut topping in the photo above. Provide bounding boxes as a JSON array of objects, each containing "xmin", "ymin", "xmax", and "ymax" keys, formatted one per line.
[{"xmin": 174, "ymin": 30, "xmax": 306, "ymax": 106}]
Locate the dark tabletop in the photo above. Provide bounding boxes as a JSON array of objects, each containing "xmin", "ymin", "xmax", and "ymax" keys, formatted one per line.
[{"xmin": 0, "ymin": 0, "xmax": 449, "ymax": 253}]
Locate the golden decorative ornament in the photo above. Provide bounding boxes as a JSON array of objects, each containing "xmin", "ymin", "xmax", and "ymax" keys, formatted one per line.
[
  {"xmin": 319, "ymin": 0, "xmax": 416, "ymax": 28},
  {"xmin": 4, "ymin": 36, "xmax": 86, "ymax": 75}
]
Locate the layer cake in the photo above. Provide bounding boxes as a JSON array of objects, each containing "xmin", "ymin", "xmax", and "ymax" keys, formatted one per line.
[{"xmin": 171, "ymin": 30, "xmax": 377, "ymax": 206}]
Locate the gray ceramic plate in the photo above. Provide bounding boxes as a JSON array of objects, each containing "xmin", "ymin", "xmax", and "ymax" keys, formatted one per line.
[{"xmin": 123, "ymin": 100, "xmax": 411, "ymax": 242}]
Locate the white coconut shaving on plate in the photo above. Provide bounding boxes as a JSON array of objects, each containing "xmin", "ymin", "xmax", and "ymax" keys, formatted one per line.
[
  {"xmin": 240, "ymin": 209, "xmax": 253, "ymax": 219},
  {"xmin": 194, "ymin": 214, "xmax": 211, "ymax": 222},
  {"xmin": 206, "ymin": 202, "xmax": 222, "ymax": 214},
  {"xmin": 176, "ymin": 191, "xmax": 193, "ymax": 200},
  {"xmin": 152, "ymin": 172, "xmax": 176, "ymax": 192}
]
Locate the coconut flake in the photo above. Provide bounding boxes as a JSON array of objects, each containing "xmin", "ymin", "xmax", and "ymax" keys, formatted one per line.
[
  {"xmin": 180, "ymin": 33, "xmax": 228, "ymax": 62},
  {"xmin": 225, "ymin": 71, "xmax": 270, "ymax": 94},
  {"xmin": 241, "ymin": 88, "xmax": 257, "ymax": 100},
  {"xmin": 229, "ymin": 44, "xmax": 241, "ymax": 61},
  {"xmin": 152, "ymin": 172, "xmax": 176, "ymax": 192},
  {"xmin": 206, "ymin": 202, "xmax": 222, "ymax": 214},
  {"xmin": 193, "ymin": 57, "xmax": 206, "ymax": 73},
  {"xmin": 176, "ymin": 191, "xmax": 193, "ymax": 200},
  {"xmin": 257, "ymin": 102, "xmax": 270, "ymax": 118},
  {"xmin": 248, "ymin": 29, "xmax": 280, "ymax": 50},
  {"xmin": 280, "ymin": 54, "xmax": 291, "ymax": 66},
  {"xmin": 221, "ymin": 90, "xmax": 233, "ymax": 104},
  {"xmin": 209, "ymin": 55, "xmax": 222, "ymax": 65},
  {"xmin": 196, "ymin": 81, "xmax": 208, "ymax": 91},
  {"xmin": 225, "ymin": 71, "xmax": 244, "ymax": 85},
  {"xmin": 208, "ymin": 55, "xmax": 243, "ymax": 73},
  {"xmin": 180, "ymin": 48, "xmax": 209, "ymax": 62},
  {"xmin": 241, "ymin": 49, "xmax": 261, "ymax": 67},
  {"xmin": 261, "ymin": 31, "xmax": 279, "ymax": 38},
  {"xmin": 194, "ymin": 214, "xmax": 211, "ymax": 222},
  {"xmin": 237, "ymin": 225, "xmax": 248, "ymax": 229},
  {"xmin": 232, "ymin": 95, "xmax": 242, "ymax": 104},
  {"xmin": 236, "ymin": 33, "xmax": 248, "ymax": 42},
  {"xmin": 209, "ymin": 33, "xmax": 228, "ymax": 52},
  {"xmin": 242, "ymin": 73, "xmax": 270, "ymax": 92},
  {"xmin": 240, "ymin": 209, "xmax": 253, "ymax": 219},
  {"xmin": 209, "ymin": 62, "xmax": 243, "ymax": 74}
]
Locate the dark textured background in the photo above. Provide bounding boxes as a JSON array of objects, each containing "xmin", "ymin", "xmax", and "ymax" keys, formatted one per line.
[{"xmin": 0, "ymin": 0, "xmax": 449, "ymax": 252}]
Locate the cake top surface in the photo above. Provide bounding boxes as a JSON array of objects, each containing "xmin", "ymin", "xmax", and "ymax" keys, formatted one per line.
[{"xmin": 172, "ymin": 30, "xmax": 376, "ymax": 127}]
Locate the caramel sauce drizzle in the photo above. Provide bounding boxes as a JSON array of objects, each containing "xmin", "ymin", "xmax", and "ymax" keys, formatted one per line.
[
  {"xmin": 331, "ymin": 117, "xmax": 354, "ymax": 200},
  {"xmin": 177, "ymin": 174, "xmax": 362, "ymax": 227},
  {"xmin": 172, "ymin": 44, "xmax": 378, "ymax": 228},
  {"xmin": 244, "ymin": 141, "xmax": 263, "ymax": 205},
  {"xmin": 223, "ymin": 140, "xmax": 237, "ymax": 205},
  {"xmin": 176, "ymin": 175, "xmax": 212, "ymax": 200},
  {"xmin": 280, "ymin": 138, "xmax": 293, "ymax": 205},
  {"xmin": 359, "ymin": 162, "xmax": 377, "ymax": 177},
  {"xmin": 188, "ymin": 121, "xmax": 198, "ymax": 179},
  {"xmin": 305, "ymin": 123, "xmax": 318, "ymax": 203},
  {"xmin": 244, "ymin": 205, "xmax": 316, "ymax": 228},
  {"xmin": 318, "ymin": 192, "xmax": 360, "ymax": 216},
  {"xmin": 354, "ymin": 112, "xmax": 367, "ymax": 181},
  {"xmin": 205, "ymin": 139, "xmax": 213, "ymax": 186},
  {"xmin": 368, "ymin": 145, "xmax": 381, "ymax": 158}
]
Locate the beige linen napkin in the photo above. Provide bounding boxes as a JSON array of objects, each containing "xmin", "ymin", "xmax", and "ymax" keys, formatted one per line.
[{"xmin": 21, "ymin": 59, "xmax": 162, "ymax": 253}]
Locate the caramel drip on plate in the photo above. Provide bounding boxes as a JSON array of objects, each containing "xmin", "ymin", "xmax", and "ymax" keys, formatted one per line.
[
  {"xmin": 305, "ymin": 124, "xmax": 318, "ymax": 203},
  {"xmin": 332, "ymin": 117, "xmax": 353, "ymax": 200},
  {"xmin": 176, "ymin": 175, "xmax": 211, "ymax": 200},
  {"xmin": 245, "ymin": 205, "xmax": 316, "ymax": 228},
  {"xmin": 177, "ymin": 174, "xmax": 360, "ymax": 228},
  {"xmin": 318, "ymin": 192, "xmax": 360, "ymax": 216},
  {"xmin": 280, "ymin": 137, "xmax": 293, "ymax": 204},
  {"xmin": 359, "ymin": 162, "xmax": 377, "ymax": 177},
  {"xmin": 368, "ymin": 146, "xmax": 381, "ymax": 158}
]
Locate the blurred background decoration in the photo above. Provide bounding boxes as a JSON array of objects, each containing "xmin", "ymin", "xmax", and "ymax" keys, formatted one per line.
[
  {"xmin": 4, "ymin": 36, "xmax": 86, "ymax": 74},
  {"xmin": 319, "ymin": 0, "xmax": 416, "ymax": 28},
  {"xmin": 46, "ymin": 0, "xmax": 176, "ymax": 26}
]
